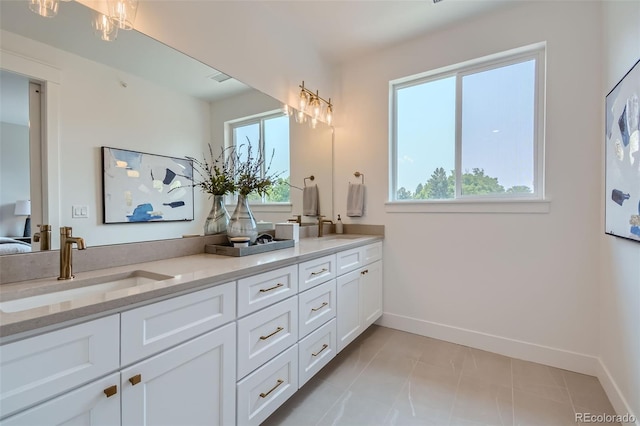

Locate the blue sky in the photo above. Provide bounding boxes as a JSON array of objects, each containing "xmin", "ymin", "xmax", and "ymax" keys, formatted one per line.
[{"xmin": 396, "ymin": 59, "xmax": 536, "ymax": 193}]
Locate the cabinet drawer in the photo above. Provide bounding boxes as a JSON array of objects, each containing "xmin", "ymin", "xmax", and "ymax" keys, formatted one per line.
[
  {"xmin": 0, "ymin": 373, "xmax": 120, "ymax": 426},
  {"xmin": 237, "ymin": 344, "xmax": 298, "ymax": 426},
  {"xmin": 0, "ymin": 315, "xmax": 120, "ymax": 419},
  {"xmin": 298, "ymin": 279, "xmax": 336, "ymax": 339},
  {"xmin": 298, "ymin": 318, "xmax": 336, "ymax": 387},
  {"xmin": 237, "ymin": 297, "xmax": 298, "ymax": 379},
  {"xmin": 238, "ymin": 265, "xmax": 298, "ymax": 317},
  {"xmin": 121, "ymin": 282, "xmax": 235, "ymax": 365},
  {"xmin": 336, "ymin": 246, "xmax": 363, "ymax": 275},
  {"xmin": 298, "ymin": 254, "xmax": 336, "ymax": 292},
  {"xmin": 362, "ymin": 241, "xmax": 383, "ymax": 264}
]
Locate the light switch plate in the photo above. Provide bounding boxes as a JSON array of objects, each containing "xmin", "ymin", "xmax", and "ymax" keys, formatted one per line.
[{"xmin": 72, "ymin": 205, "xmax": 89, "ymax": 218}]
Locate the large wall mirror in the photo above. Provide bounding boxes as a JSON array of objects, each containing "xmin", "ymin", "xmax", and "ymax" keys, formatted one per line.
[{"xmin": 0, "ymin": 0, "xmax": 333, "ymax": 256}]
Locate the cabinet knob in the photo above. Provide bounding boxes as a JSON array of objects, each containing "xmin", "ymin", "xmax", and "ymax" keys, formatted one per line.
[
  {"xmin": 361, "ymin": 269, "xmax": 369, "ymax": 275},
  {"xmin": 103, "ymin": 385, "xmax": 118, "ymax": 398},
  {"xmin": 128, "ymin": 374, "xmax": 142, "ymax": 386}
]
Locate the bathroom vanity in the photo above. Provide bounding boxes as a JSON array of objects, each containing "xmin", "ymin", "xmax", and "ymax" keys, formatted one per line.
[{"xmin": 0, "ymin": 235, "xmax": 383, "ymax": 426}]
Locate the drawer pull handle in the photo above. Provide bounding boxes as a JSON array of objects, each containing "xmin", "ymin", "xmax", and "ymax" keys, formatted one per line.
[
  {"xmin": 360, "ymin": 269, "xmax": 369, "ymax": 275},
  {"xmin": 260, "ymin": 326, "xmax": 284, "ymax": 340},
  {"xmin": 259, "ymin": 283, "xmax": 284, "ymax": 293},
  {"xmin": 310, "ymin": 268, "xmax": 328, "ymax": 276},
  {"xmin": 312, "ymin": 344, "xmax": 329, "ymax": 357},
  {"xmin": 259, "ymin": 379, "xmax": 284, "ymax": 398},
  {"xmin": 103, "ymin": 385, "xmax": 118, "ymax": 398},
  {"xmin": 311, "ymin": 302, "xmax": 328, "ymax": 312},
  {"xmin": 128, "ymin": 374, "xmax": 142, "ymax": 386}
]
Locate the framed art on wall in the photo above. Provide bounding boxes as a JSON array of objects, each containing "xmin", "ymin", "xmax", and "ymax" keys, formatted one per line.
[
  {"xmin": 605, "ymin": 58, "xmax": 640, "ymax": 243},
  {"xmin": 102, "ymin": 147, "xmax": 194, "ymax": 224}
]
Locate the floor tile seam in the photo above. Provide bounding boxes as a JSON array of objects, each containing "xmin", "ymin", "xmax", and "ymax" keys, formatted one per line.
[{"xmin": 560, "ymin": 371, "xmax": 579, "ymax": 416}]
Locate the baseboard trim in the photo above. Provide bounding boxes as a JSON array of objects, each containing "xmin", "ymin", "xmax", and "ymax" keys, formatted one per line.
[
  {"xmin": 378, "ymin": 313, "xmax": 637, "ymax": 422},
  {"xmin": 595, "ymin": 359, "xmax": 639, "ymax": 426}
]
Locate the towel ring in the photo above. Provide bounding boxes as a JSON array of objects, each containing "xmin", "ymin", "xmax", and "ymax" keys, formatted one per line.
[
  {"xmin": 354, "ymin": 172, "xmax": 364, "ymax": 184},
  {"xmin": 304, "ymin": 175, "xmax": 315, "ymax": 187}
]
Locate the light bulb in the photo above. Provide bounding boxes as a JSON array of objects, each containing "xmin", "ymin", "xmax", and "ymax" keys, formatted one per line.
[
  {"xmin": 28, "ymin": 0, "xmax": 59, "ymax": 18},
  {"xmin": 325, "ymin": 105, "xmax": 333, "ymax": 126},
  {"xmin": 93, "ymin": 13, "xmax": 118, "ymax": 41},
  {"xmin": 107, "ymin": 0, "xmax": 138, "ymax": 30},
  {"xmin": 311, "ymin": 97, "xmax": 322, "ymax": 120},
  {"xmin": 299, "ymin": 90, "xmax": 308, "ymax": 112}
]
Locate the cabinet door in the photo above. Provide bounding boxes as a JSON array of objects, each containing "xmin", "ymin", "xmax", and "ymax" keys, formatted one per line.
[
  {"xmin": 0, "ymin": 373, "xmax": 120, "ymax": 426},
  {"xmin": 336, "ymin": 269, "xmax": 361, "ymax": 353},
  {"xmin": 0, "ymin": 315, "xmax": 120, "ymax": 419},
  {"xmin": 121, "ymin": 322, "xmax": 236, "ymax": 426},
  {"xmin": 360, "ymin": 260, "xmax": 383, "ymax": 329}
]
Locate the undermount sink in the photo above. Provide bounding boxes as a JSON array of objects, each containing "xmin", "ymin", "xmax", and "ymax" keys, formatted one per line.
[{"xmin": 0, "ymin": 270, "xmax": 173, "ymax": 313}]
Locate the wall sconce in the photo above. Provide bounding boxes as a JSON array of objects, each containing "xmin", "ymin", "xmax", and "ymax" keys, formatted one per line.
[
  {"xmin": 92, "ymin": 13, "xmax": 119, "ymax": 42},
  {"xmin": 28, "ymin": 0, "xmax": 137, "ymax": 41},
  {"xmin": 28, "ymin": 0, "xmax": 60, "ymax": 18},
  {"xmin": 107, "ymin": 0, "xmax": 139, "ymax": 30},
  {"xmin": 297, "ymin": 81, "xmax": 334, "ymax": 126},
  {"xmin": 14, "ymin": 200, "xmax": 31, "ymax": 238}
]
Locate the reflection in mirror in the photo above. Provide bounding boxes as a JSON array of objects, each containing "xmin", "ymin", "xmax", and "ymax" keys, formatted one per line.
[{"xmin": 0, "ymin": 0, "xmax": 333, "ymax": 255}]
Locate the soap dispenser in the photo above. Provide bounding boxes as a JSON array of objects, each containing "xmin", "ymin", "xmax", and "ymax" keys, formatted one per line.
[{"xmin": 335, "ymin": 214, "xmax": 343, "ymax": 234}]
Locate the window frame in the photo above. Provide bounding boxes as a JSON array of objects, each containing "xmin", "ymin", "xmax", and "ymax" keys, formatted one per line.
[
  {"xmin": 389, "ymin": 44, "xmax": 547, "ymax": 211},
  {"xmin": 226, "ymin": 110, "xmax": 291, "ymax": 207}
]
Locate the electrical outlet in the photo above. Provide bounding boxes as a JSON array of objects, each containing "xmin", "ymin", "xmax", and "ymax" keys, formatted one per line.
[{"xmin": 72, "ymin": 205, "xmax": 89, "ymax": 218}]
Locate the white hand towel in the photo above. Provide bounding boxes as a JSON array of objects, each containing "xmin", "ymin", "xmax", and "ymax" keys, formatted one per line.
[
  {"xmin": 303, "ymin": 184, "xmax": 319, "ymax": 216},
  {"xmin": 347, "ymin": 183, "xmax": 365, "ymax": 217}
]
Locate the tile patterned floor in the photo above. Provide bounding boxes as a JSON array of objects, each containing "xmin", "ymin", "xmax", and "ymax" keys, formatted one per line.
[{"xmin": 263, "ymin": 326, "xmax": 619, "ymax": 426}]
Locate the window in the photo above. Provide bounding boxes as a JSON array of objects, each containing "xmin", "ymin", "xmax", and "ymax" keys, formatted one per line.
[
  {"xmin": 228, "ymin": 112, "xmax": 290, "ymax": 203},
  {"xmin": 390, "ymin": 46, "xmax": 545, "ymax": 204}
]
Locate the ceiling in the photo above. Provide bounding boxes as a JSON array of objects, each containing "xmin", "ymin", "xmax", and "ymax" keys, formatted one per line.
[{"xmin": 260, "ymin": 0, "xmax": 515, "ymax": 65}]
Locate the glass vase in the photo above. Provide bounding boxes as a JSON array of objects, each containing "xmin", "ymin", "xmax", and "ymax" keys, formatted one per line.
[
  {"xmin": 227, "ymin": 195, "xmax": 258, "ymax": 244},
  {"xmin": 204, "ymin": 195, "xmax": 229, "ymax": 235}
]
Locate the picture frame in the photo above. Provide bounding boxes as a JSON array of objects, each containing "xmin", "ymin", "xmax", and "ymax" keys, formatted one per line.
[
  {"xmin": 102, "ymin": 146, "xmax": 194, "ymax": 224},
  {"xmin": 605, "ymin": 58, "xmax": 640, "ymax": 243}
]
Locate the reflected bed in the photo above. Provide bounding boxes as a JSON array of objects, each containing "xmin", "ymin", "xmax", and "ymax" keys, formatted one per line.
[{"xmin": 0, "ymin": 238, "xmax": 31, "ymax": 255}]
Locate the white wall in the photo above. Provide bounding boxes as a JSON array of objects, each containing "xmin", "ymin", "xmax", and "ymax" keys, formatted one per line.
[
  {"xmin": 1, "ymin": 31, "xmax": 212, "ymax": 246},
  {"xmin": 600, "ymin": 1, "xmax": 640, "ymax": 420},
  {"xmin": 336, "ymin": 1, "xmax": 603, "ymax": 371},
  {"xmin": 0, "ymin": 122, "xmax": 30, "ymax": 237}
]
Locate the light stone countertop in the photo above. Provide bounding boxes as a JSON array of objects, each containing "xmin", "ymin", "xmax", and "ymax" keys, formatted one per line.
[{"xmin": 0, "ymin": 235, "xmax": 382, "ymax": 340}]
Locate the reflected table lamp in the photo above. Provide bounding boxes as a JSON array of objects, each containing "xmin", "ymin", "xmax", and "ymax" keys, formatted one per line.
[{"xmin": 14, "ymin": 200, "xmax": 31, "ymax": 238}]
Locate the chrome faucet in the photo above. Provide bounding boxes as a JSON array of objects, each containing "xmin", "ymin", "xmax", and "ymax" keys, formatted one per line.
[
  {"xmin": 317, "ymin": 215, "xmax": 333, "ymax": 238},
  {"xmin": 58, "ymin": 226, "xmax": 86, "ymax": 280},
  {"xmin": 33, "ymin": 224, "xmax": 52, "ymax": 251}
]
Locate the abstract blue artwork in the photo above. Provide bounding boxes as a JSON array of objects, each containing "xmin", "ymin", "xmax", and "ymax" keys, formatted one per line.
[
  {"xmin": 605, "ymin": 59, "xmax": 640, "ymax": 243},
  {"xmin": 102, "ymin": 147, "xmax": 194, "ymax": 224}
]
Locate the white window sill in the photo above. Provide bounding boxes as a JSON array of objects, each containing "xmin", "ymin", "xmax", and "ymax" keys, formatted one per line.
[
  {"xmin": 385, "ymin": 199, "xmax": 550, "ymax": 214},
  {"xmin": 226, "ymin": 203, "xmax": 292, "ymax": 213}
]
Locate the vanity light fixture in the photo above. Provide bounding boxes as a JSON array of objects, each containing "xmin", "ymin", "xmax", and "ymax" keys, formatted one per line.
[
  {"xmin": 28, "ymin": 0, "xmax": 59, "ymax": 18},
  {"xmin": 92, "ymin": 13, "xmax": 119, "ymax": 42},
  {"xmin": 107, "ymin": 0, "xmax": 139, "ymax": 30},
  {"xmin": 297, "ymin": 81, "xmax": 334, "ymax": 126},
  {"xmin": 28, "ymin": 0, "xmax": 136, "ymax": 41}
]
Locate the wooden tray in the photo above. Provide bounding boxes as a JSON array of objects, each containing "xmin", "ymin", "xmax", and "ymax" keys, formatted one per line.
[{"xmin": 205, "ymin": 239, "xmax": 294, "ymax": 257}]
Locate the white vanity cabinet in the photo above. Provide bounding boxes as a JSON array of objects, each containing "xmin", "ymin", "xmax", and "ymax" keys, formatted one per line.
[
  {"xmin": 0, "ymin": 315, "xmax": 120, "ymax": 420},
  {"xmin": 336, "ymin": 242, "xmax": 383, "ymax": 352},
  {"xmin": 0, "ymin": 285, "xmax": 237, "ymax": 426},
  {"xmin": 121, "ymin": 323, "xmax": 236, "ymax": 426}
]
